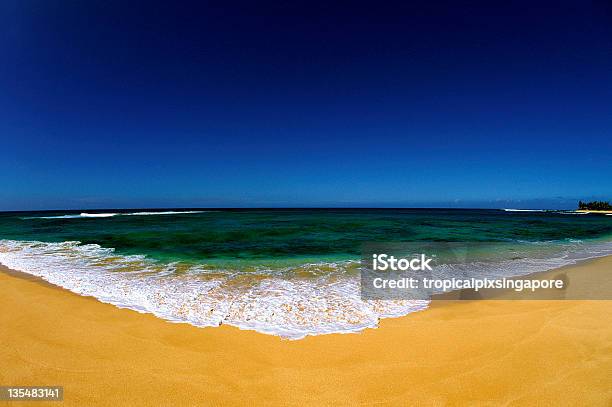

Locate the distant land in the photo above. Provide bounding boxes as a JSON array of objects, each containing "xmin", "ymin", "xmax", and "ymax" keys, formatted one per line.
[{"xmin": 578, "ymin": 201, "xmax": 612, "ymax": 211}]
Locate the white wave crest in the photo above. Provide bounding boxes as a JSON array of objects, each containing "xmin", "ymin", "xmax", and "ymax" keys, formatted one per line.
[
  {"xmin": 0, "ymin": 240, "xmax": 428, "ymax": 339},
  {"xmin": 22, "ymin": 211, "xmax": 207, "ymax": 220},
  {"xmin": 80, "ymin": 212, "xmax": 118, "ymax": 217}
]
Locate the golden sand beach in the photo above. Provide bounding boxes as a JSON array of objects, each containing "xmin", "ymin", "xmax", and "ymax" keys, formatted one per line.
[{"xmin": 1, "ymin": 258, "xmax": 611, "ymax": 406}]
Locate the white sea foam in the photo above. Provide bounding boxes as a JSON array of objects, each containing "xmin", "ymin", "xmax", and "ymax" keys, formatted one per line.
[
  {"xmin": 1, "ymin": 239, "xmax": 611, "ymax": 339},
  {"xmin": 80, "ymin": 212, "xmax": 118, "ymax": 217},
  {"xmin": 22, "ymin": 211, "xmax": 207, "ymax": 220},
  {"xmin": 0, "ymin": 239, "xmax": 427, "ymax": 339}
]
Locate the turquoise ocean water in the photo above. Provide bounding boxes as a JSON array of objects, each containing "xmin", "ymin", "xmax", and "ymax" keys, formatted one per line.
[{"xmin": 1, "ymin": 209, "xmax": 611, "ymax": 338}]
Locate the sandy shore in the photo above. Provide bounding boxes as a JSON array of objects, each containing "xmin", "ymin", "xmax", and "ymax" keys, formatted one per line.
[{"xmin": 1, "ymin": 258, "xmax": 611, "ymax": 406}]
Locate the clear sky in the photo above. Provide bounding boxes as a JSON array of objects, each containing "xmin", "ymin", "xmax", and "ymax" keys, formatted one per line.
[{"xmin": 1, "ymin": 1, "xmax": 611, "ymax": 210}]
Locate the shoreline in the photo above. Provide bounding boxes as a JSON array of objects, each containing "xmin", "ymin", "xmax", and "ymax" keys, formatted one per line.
[
  {"xmin": 2, "ymin": 249, "xmax": 611, "ymax": 339},
  {"xmin": 1, "ymin": 257, "xmax": 611, "ymax": 405}
]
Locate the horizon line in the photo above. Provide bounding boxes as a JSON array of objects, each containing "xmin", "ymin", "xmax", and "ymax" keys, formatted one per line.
[{"xmin": 0, "ymin": 206, "xmax": 579, "ymax": 213}]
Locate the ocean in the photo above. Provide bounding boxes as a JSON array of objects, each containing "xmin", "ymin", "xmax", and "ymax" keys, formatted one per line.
[{"xmin": 1, "ymin": 208, "xmax": 611, "ymax": 338}]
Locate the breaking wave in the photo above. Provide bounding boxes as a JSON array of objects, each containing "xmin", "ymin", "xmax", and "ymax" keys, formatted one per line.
[
  {"xmin": 0, "ymin": 239, "xmax": 427, "ymax": 339},
  {"xmin": 1, "ymin": 238, "xmax": 611, "ymax": 339},
  {"xmin": 22, "ymin": 211, "xmax": 207, "ymax": 220}
]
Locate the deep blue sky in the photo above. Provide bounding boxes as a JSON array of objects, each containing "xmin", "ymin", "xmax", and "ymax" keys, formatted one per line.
[{"xmin": 1, "ymin": 1, "xmax": 611, "ymax": 210}]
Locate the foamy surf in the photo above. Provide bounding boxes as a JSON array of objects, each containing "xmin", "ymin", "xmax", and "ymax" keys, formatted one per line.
[
  {"xmin": 2, "ymin": 239, "xmax": 612, "ymax": 339},
  {"xmin": 22, "ymin": 211, "xmax": 207, "ymax": 220},
  {"xmin": 0, "ymin": 239, "xmax": 428, "ymax": 339}
]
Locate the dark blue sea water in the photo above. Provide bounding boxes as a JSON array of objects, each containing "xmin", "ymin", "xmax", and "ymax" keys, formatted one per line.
[{"xmin": 2, "ymin": 208, "xmax": 612, "ymax": 263}]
